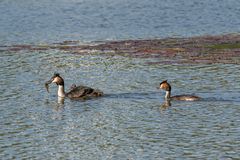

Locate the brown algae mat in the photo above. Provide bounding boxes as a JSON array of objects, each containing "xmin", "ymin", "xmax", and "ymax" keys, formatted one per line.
[{"xmin": 2, "ymin": 34, "xmax": 240, "ymax": 64}]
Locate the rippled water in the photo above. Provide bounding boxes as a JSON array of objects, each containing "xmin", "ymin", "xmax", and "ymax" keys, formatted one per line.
[
  {"xmin": 1, "ymin": 0, "xmax": 240, "ymax": 45},
  {"xmin": 1, "ymin": 50, "xmax": 240, "ymax": 159},
  {"xmin": 1, "ymin": 0, "xmax": 240, "ymax": 159}
]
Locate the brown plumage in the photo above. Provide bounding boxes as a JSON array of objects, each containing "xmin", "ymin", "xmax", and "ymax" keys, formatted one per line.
[{"xmin": 66, "ymin": 85, "xmax": 103, "ymax": 98}]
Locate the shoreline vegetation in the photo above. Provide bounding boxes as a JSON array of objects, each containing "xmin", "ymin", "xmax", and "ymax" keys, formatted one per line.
[{"xmin": 1, "ymin": 33, "xmax": 240, "ymax": 64}]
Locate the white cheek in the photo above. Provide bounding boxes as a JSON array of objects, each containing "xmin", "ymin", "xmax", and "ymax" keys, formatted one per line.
[{"xmin": 52, "ymin": 79, "xmax": 57, "ymax": 83}]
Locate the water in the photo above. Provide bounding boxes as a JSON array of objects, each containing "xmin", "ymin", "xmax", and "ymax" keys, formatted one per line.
[
  {"xmin": 1, "ymin": 0, "xmax": 240, "ymax": 159},
  {"xmin": 0, "ymin": 0, "xmax": 240, "ymax": 45},
  {"xmin": 0, "ymin": 50, "xmax": 240, "ymax": 159}
]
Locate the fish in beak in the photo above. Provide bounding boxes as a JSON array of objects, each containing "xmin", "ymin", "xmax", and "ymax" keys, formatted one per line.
[
  {"xmin": 44, "ymin": 73, "xmax": 62, "ymax": 93},
  {"xmin": 45, "ymin": 79, "xmax": 52, "ymax": 93}
]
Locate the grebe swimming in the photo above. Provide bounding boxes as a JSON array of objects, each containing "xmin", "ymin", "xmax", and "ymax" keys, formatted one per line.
[
  {"xmin": 159, "ymin": 80, "xmax": 200, "ymax": 101},
  {"xmin": 45, "ymin": 73, "xmax": 103, "ymax": 99}
]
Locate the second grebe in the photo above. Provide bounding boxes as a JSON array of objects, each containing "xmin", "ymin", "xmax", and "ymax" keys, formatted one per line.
[
  {"xmin": 45, "ymin": 73, "xmax": 103, "ymax": 99},
  {"xmin": 159, "ymin": 80, "xmax": 200, "ymax": 101}
]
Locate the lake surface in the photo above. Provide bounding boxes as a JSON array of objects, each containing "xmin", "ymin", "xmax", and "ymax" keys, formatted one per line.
[
  {"xmin": 1, "ymin": 50, "xmax": 240, "ymax": 159},
  {"xmin": 0, "ymin": 0, "xmax": 240, "ymax": 45},
  {"xmin": 1, "ymin": 0, "xmax": 240, "ymax": 159}
]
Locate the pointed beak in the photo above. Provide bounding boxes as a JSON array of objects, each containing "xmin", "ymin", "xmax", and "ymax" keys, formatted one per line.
[{"xmin": 45, "ymin": 79, "xmax": 52, "ymax": 85}]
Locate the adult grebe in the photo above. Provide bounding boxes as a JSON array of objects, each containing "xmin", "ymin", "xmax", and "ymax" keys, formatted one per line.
[
  {"xmin": 159, "ymin": 80, "xmax": 200, "ymax": 101},
  {"xmin": 45, "ymin": 73, "xmax": 103, "ymax": 98}
]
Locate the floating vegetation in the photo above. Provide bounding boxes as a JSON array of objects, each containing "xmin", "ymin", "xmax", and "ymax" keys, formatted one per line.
[
  {"xmin": 1, "ymin": 34, "xmax": 240, "ymax": 64},
  {"xmin": 208, "ymin": 42, "xmax": 240, "ymax": 50}
]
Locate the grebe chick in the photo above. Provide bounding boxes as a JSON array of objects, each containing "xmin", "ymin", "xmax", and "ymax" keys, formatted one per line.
[
  {"xmin": 45, "ymin": 73, "xmax": 103, "ymax": 99},
  {"xmin": 70, "ymin": 84, "xmax": 77, "ymax": 90},
  {"xmin": 159, "ymin": 80, "xmax": 200, "ymax": 101}
]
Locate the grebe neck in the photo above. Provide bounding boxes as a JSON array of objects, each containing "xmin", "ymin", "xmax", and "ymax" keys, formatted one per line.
[
  {"xmin": 58, "ymin": 85, "xmax": 65, "ymax": 98},
  {"xmin": 165, "ymin": 91, "xmax": 171, "ymax": 100}
]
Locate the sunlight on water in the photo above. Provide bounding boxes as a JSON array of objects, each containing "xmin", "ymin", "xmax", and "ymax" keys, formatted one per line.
[
  {"xmin": 0, "ymin": 50, "xmax": 239, "ymax": 159},
  {"xmin": 1, "ymin": 0, "xmax": 240, "ymax": 158}
]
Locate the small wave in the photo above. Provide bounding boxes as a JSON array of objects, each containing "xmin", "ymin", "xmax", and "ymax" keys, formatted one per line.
[{"xmin": 104, "ymin": 91, "xmax": 160, "ymax": 100}]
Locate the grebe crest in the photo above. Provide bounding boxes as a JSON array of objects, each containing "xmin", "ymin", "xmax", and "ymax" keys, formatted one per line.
[
  {"xmin": 159, "ymin": 80, "xmax": 171, "ymax": 91},
  {"xmin": 51, "ymin": 73, "xmax": 64, "ymax": 86}
]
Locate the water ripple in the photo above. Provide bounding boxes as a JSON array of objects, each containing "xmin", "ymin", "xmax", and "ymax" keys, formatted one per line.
[{"xmin": 0, "ymin": 50, "xmax": 240, "ymax": 159}]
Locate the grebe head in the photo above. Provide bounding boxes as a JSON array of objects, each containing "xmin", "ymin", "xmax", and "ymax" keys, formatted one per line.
[
  {"xmin": 45, "ymin": 73, "xmax": 65, "ymax": 97},
  {"xmin": 46, "ymin": 73, "xmax": 64, "ymax": 86},
  {"xmin": 159, "ymin": 80, "xmax": 171, "ymax": 91}
]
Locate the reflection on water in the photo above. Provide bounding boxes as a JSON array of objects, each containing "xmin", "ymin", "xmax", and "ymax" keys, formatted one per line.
[
  {"xmin": 160, "ymin": 100, "xmax": 171, "ymax": 111},
  {"xmin": 1, "ymin": 50, "xmax": 240, "ymax": 159},
  {"xmin": 57, "ymin": 97, "xmax": 65, "ymax": 105}
]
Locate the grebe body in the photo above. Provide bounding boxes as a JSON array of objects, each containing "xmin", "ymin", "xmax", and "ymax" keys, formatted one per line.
[
  {"xmin": 45, "ymin": 73, "xmax": 103, "ymax": 99},
  {"xmin": 170, "ymin": 95, "xmax": 200, "ymax": 101},
  {"xmin": 159, "ymin": 80, "xmax": 200, "ymax": 101}
]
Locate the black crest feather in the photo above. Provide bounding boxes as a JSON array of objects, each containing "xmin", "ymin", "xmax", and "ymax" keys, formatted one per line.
[
  {"xmin": 54, "ymin": 72, "xmax": 60, "ymax": 77},
  {"xmin": 160, "ymin": 80, "xmax": 167, "ymax": 85}
]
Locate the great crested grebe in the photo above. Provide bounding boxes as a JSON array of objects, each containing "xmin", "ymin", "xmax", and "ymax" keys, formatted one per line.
[
  {"xmin": 45, "ymin": 73, "xmax": 103, "ymax": 99},
  {"xmin": 159, "ymin": 80, "xmax": 200, "ymax": 101}
]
